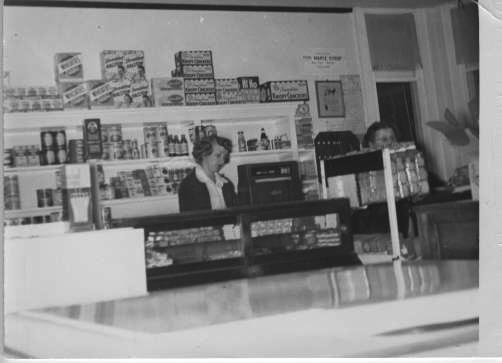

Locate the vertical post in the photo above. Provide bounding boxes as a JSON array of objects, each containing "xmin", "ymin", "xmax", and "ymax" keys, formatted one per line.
[
  {"xmin": 382, "ymin": 148, "xmax": 406, "ymax": 299},
  {"xmin": 320, "ymin": 160, "xmax": 328, "ymax": 200}
]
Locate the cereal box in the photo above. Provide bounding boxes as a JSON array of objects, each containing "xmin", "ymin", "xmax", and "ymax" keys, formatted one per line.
[
  {"xmin": 100, "ymin": 50, "xmax": 125, "ymax": 81},
  {"xmin": 178, "ymin": 64, "xmax": 214, "ymax": 79},
  {"xmin": 237, "ymin": 76, "xmax": 259, "ymax": 89},
  {"xmin": 55, "ymin": 53, "xmax": 84, "ymax": 83},
  {"xmin": 59, "ymin": 82, "xmax": 89, "ymax": 109},
  {"xmin": 110, "ymin": 79, "xmax": 132, "ymax": 108},
  {"xmin": 87, "ymin": 80, "xmax": 114, "ymax": 109},
  {"xmin": 123, "ymin": 50, "xmax": 146, "ymax": 82},
  {"xmin": 151, "ymin": 77, "xmax": 184, "ymax": 107},
  {"xmin": 130, "ymin": 80, "xmax": 151, "ymax": 108}
]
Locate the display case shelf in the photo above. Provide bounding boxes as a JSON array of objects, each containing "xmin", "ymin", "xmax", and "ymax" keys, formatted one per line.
[
  {"xmin": 4, "ymin": 206, "xmax": 62, "ymax": 219},
  {"xmin": 3, "ymin": 164, "xmax": 64, "ymax": 173},
  {"xmin": 98, "ymin": 156, "xmax": 194, "ymax": 167},
  {"xmin": 101, "ymin": 194, "xmax": 178, "ymax": 206},
  {"xmin": 231, "ymin": 149, "xmax": 293, "ymax": 157}
]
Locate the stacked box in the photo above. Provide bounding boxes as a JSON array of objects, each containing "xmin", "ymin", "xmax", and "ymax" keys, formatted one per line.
[
  {"xmin": 184, "ymin": 78, "xmax": 217, "ymax": 106},
  {"xmin": 40, "ymin": 128, "xmax": 68, "ymax": 165},
  {"xmin": 260, "ymin": 80, "xmax": 309, "ymax": 103},
  {"xmin": 123, "ymin": 50, "xmax": 146, "ymax": 82},
  {"xmin": 3, "ymin": 86, "xmax": 62, "ymax": 112},
  {"xmin": 61, "ymin": 164, "xmax": 93, "ymax": 231},
  {"xmin": 130, "ymin": 80, "xmax": 151, "ymax": 108},
  {"xmin": 100, "ymin": 50, "xmax": 125, "ymax": 81},
  {"xmin": 174, "ymin": 50, "xmax": 214, "ymax": 79},
  {"xmin": 110, "ymin": 78, "xmax": 132, "ymax": 108},
  {"xmin": 54, "ymin": 53, "xmax": 84, "ymax": 84},
  {"xmin": 82, "ymin": 118, "xmax": 103, "ymax": 160},
  {"xmin": 238, "ymin": 76, "xmax": 260, "ymax": 103},
  {"xmin": 151, "ymin": 77, "xmax": 185, "ymax": 107},
  {"xmin": 60, "ymin": 82, "xmax": 89, "ymax": 109},
  {"xmin": 295, "ymin": 117, "xmax": 314, "ymax": 148},
  {"xmin": 215, "ymin": 78, "xmax": 241, "ymax": 104},
  {"xmin": 101, "ymin": 124, "xmax": 123, "ymax": 160},
  {"xmin": 87, "ymin": 80, "xmax": 114, "ymax": 109}
]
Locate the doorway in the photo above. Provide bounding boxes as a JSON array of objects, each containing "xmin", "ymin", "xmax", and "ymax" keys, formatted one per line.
[{"xmin": 376, "ymin": 82, "xmax": 419, "ymax": 145}]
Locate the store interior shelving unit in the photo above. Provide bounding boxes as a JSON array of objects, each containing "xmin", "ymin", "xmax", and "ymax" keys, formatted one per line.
[
  {"xmin": 4, "ymin": 102, "xmax": 316, "ymax": 222},
  {"xmin": 320, "ymin": 147, "xmax": 410, "ymax": 298}
]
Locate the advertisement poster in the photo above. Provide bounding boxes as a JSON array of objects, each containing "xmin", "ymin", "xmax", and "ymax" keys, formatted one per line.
[{"xmin": 301, "ymin": 48, "xmax": 347, "ymax": 75}]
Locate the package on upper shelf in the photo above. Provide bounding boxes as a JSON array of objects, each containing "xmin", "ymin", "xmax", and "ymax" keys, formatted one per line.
[
  {"xmin": 185, "ymin": 92, "xmax": 217, "ymax": 106},
  {"xmin": 215, "ymin": 78, "xmax": 239, "ymax": 92},
  {"xmin": 178, "ymin": 64, "xmax": 215, "ymax": 79},
  {"xmin": 259, "ymin": 80, "xmax": 309, "ymax": 103},
  {"xmin": 59, "ymin": 82, "xmax": 89, "ymax": 109},
  {"xmin": 110, "ymin": 78, "xmax": 132, "ymax": 108},
  {"xmin": 87, "ymin": 80, "xmax": 114, "ymax": 109},
  {"xmin": 151, "ymin": 77, "xmax": 185, "ymax": 107},
  {"xmin": 123, "ymin": 50, "xmax": 146, "ymax": 82},
  {"xmin": 5, "ymin": 86, "xmax": 59, "ymax": 99},
  {"xmin": 216, "ymin": 90, "xmax": 242, "ymax": 104},
  {"xmin": 175, "ymin": 50, "xmax": 213, "ymax": 65},
  {"xmin": 240, "ymin": 88, "xmax": 260, "ymax": 103},
  {"xmin": 237, "ymin": 76, "xmax": 259, "ymax": 89},
  {"xmin": 184, "ymin": 78, "xmax": 216, "ymax": 94},
  {"xmin": 100, "ymin": 50, "xmax": 125, "ymax": 81},
  {"xmin": 130, "ymin": 80, "xmax": 151, "ymax": 108},
  {"xmin": 54, "ymin": 52, "xmax": 84, "ymax": 83}
]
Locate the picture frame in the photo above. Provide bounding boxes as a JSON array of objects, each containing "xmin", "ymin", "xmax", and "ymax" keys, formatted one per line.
[{"xmin": 315, "ymin": 80, "xmax": 345, "ymax": 118}]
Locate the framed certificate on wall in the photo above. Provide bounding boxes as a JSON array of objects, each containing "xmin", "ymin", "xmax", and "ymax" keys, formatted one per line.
[{"xmin": 315, "ymin": 80, "xmax": 345, "ymax": 118}]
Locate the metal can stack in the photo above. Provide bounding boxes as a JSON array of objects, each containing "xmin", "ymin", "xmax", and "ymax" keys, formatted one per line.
[
  {"xmin": 4, "ymin": 175, "xmax": 21, "ymax": 210},
  {"xmin": 69, "ymin": 139, "xmax": 85, "ymax": 164}
]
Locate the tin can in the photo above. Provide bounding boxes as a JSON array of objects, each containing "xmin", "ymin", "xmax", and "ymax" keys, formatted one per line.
[
  {"xmin": 50, "ymin": 211, "xmax": 61, "ymax": 222},
  {"xmin": 55, "ymin": 130, "xmax": 67, "ymax": 148},
  {"xmin": 56, "ymin": 147, "xmax": 67, "ymax": 164},
  {"xmin": 4, "ymin": 149, "xmax": 13, "ymax": 167},
  {"xmin": 52, "ymin": 188, "xmax": 63, "ymax": 206},
  {"xmin": 41, "ymin": 131, "xmax": 56, "ymax": 150},
  {"xmin": 109, "ymin": 125, "xmax": 122, "ymax": 142},
  {"xmin": 37, "ymin": 189, "xmax": 47, "ymax": 208},
  {"xmin": 43, "ymin": 149, "xmax": 57, "ymax": 165}
]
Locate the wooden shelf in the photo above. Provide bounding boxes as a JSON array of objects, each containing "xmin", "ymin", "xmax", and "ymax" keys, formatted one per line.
[
  {"xmin": 3, "ymin": 164, "xmax": 64, "ymax": 173},
  {"xmin": 231, "ymin": 149, "xmax": 293, "ymax": 157},
  {"xmin": 5, "ymin": 206, "xmax": 62, "ymax": 218},
  {"xmin": 4, "ymin": 103, "xmax": 299, "ymax": 131}
]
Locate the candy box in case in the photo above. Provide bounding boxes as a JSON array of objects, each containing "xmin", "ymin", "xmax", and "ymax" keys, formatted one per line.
[{"xmin": 54, "ymin": 52, "xmax": 84, "ymax": 83}]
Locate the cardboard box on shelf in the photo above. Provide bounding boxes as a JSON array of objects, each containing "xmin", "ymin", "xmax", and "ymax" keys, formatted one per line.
[
  {"xmin": 179, "ymin": 64, "xmax": 215, "ymax": 79},
  {"xmin": 185, "ymin": 92, "xmax": 217, "ymax": 106},
  {"xmin": 59, "ymin": 82, "xmax": 89, "ymax": 109},
  {"xmin": 175, "ymin": 50, "xmax": 213, "ymax": 65},
  {"xmin": 110, "ymin": 78, "xmax": 132, "ymax": 108},
  {"xmin": 100, "ymin": 50, "xmax": 125, "ymax": 81},
  {"xmin": 151, "ymin": 77, "xmax": 185, "ymax": 107},
  {"xmin": 184, "ymin": 78, "xmax": 216, "ymax": 94},
  {"xmin": 130, "ymin": 80, "xmax": 151, "ymax": 108},
  {"xmin": 54, "ymin": 52, "xmax": 84, "ymax": 83},
  {"xmin": 260, "ymin": 80, "xmax": 309, "ymax": 103},
  {"xmin": 87, "ymin": 80, "xmax": 114, "ymax": 109},
  {"xmin": 237, "ymin": 76, "xmax": 259, "ymax": 89},
  {"xmin": 215, "ymin": 78, "xmax": 239, "ymax": 92},
  {"xmin": 123, "ymin": 50, "xmax": 146, "ymax": 82},
  {"xmin": 83, "ymin": 118, "xmax": 103, "ymax": 160}
]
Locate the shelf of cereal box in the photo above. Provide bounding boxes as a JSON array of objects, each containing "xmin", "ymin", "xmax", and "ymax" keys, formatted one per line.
[
  {"xmin": 101, "ymin": 194, "xmax": 179, "ymax": 207},
  {"xmin": 4, "ymin": 206, "xmax": 63, "ymax": 219},
  {"xmin": 4, "ymin": 103, "xmax": 300, "ymax": 131}
]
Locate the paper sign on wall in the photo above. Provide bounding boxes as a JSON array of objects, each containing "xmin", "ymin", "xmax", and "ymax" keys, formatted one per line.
[{"xmin": 301, "ymin": 49, "xmax": 347, "ymax": 75}]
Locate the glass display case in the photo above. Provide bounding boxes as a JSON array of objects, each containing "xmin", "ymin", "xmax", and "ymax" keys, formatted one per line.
[{"xmin": 115, "ymin": 198, "xmax": 360, "ymax": 290}]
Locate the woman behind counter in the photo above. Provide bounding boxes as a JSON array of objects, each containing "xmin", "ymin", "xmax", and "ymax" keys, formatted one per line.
[{"xmin": 178, "ymin": 135, "xmax": 239, "ymax": 212}]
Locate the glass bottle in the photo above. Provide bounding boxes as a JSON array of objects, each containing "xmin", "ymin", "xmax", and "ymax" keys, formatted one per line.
[
  {"xmin": 260, "ymin": 127, "xmax": 270, "ymax": 150},
  {"xmin": 168, "ymin": 135, "xmax": 176, "ymax": 157},
  {"xmin": 180, "ymin": 135, "xmax": 189, "ymax": 156},
  {"xmin": 238, "ymin": 131, "xmax": 247, "ymax": 152}
]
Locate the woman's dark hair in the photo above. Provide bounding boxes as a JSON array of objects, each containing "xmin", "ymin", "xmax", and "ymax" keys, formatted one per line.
[
  {"xmin": 192, "ymin": 135, "xmax": 233, "ymax": 164},
  {"xmin": 363, "ymin": 121, "xmax": 398, "ymax": 147}
]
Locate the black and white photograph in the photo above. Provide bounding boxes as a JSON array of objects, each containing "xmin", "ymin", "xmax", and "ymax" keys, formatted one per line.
[{"xmin": 3, "ymin": 0, "xmax": 500, "ymax": 359}]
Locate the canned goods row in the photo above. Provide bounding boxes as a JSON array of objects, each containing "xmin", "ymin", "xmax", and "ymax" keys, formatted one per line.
[
  {"xmin": 41, "ymin": 130, "xmax": 66, "ymax": 150},
  {"xmin": 69, "ymin": 139, "xmax": 85, "ymax": 164},
  {"xmin": 36, "ymin": 188, "xmax": 63, "ymax": 208},
  {"xmin": 102, "ymin": 124, "xmax": 123, "ymax": 143},
  {"xmin": 6, "ymin": 145, "xmax": 41, "ymax": 167},
  {"xmin": 40, "ymin": 147, "xmax": 67, "ymax": 165},
  {"xmin": 4, "ymin": 211, "xmax": 62, "ymax": 226},
  {"xmin": 4, "ymin": 175, "xmax": 21, "ymax": 210}
]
